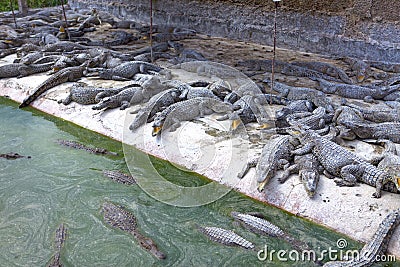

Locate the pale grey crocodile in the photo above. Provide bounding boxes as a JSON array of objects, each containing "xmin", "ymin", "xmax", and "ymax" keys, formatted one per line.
[
  {"xmin": 152, "ymin": 97, "xmax": 233, "ymax": 136},
  {"xmin": 324, "ymin": 209, "xmax": 400, "ymax": 266},
  {"xmin": 291, "ymin": 128, "xmax": 400, "ymax": 198},
  {"xmin": 198, "ymin": 226, "xmax": 254, "ymax": 249}
]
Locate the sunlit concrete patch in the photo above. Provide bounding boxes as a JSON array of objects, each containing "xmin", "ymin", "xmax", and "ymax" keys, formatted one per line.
[{"xmin": 1, "ymin": 54, "xmax": 400, "ymax": 258}]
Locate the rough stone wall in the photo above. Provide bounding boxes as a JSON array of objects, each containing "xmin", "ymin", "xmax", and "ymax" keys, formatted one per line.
[{"xmin": 68, "ymin": 0, "xmax": 400, "ymax": 62}]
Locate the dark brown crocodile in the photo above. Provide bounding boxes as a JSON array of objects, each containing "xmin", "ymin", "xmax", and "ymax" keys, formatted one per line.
[
  {"xmin": 100, "ymin": 202, "xmax": 166, "ymax": 259},
  {"xmin": 55, "ymin": 140, "xmax": 118, "ymax": 156},
  {"xmin": 0, "ymin": 152, "xmax": 31, "ymax": 159}
]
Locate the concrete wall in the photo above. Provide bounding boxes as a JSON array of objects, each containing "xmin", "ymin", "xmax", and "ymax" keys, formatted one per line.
[{"xmin": 68, "ymin": 0, "xmax": 400, "ymax": 62}]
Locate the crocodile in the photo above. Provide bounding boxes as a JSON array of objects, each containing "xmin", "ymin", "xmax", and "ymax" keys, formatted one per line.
[
  {"xmin": 370, "ymin": 140, "xmax": 400, "ymax": 193},
  {"xmin": 332, "ymin": 106, "xmax": 365, "ymax": 143},
  {"xmin": 341, "ymin": 120, "xmax": 400, "ymax": 144},
  {"xmin": 231, "ymin": 212, "xmax": 310, "ymax": 251},
  {"xmin": 102, "ymin": 170, "xmax": 136, "ymax": 185},
  {"xmin": 218, "ymin": 94, "xmax": 277, "ymax": 129},
  {"xmin": 291, "ymin": 129, "xmax": 400, "ymax": 198},
  {"xmin": 238, "ymin": 135, "xmax": 299, "ymax": 192},
  {"xmin": 129, "ymin": 88, "xmax": 182, "ymax": 131},
  {"xmin": 343, "ymin": 101, "xmax": 400, "ymax": 123},
  {"xmin": 128, "ymin": 76, "xmax": 168, "ymax": 106},
  {"xmin": 174, "ymin": 61, "xmax": 241, "ymax": 79},
  {"xmin": 152, "ymin": 32, "xmax": 196, "ymax": 43},
  {"xmin": 60, "ymin": 84, "xmax": 126, "ymax": 105},
  {"xmin": 278, "ymin": 153, "xmax": 322, "ymax": 197},
  {"xmin": 55, "ymin": 139, "xmax": 118, "ymax": 156},
  {"xmin": 42, "ymin": 41, "xmax": 88, "ymax": 52},
  {"xmin": 291, "ymin": 61, "xmax": 353, "ymax": 84},
  {"xmin": 323, "ymin": 208, "xmax": 400, "ymax": 267},
  {"xmin": 275, "ymin": 100, "xmax": 314, "ymax": 128},
  {"xmin": 0, "ymin": 152, "xmax": 31, "ymax": 159},
  {"xmin": 92, "ymin": 86, "xmax": 140, "ymax": 110},
  {"xmin": 342, "ymin": 57, "xmax": 371, "ymax": 83},
  {"xmin": 367, "ymin": 61, "xmax": 400, "ymax": 73},
  {"xmin": 198, "ymin": 226, "xmax": 254, "ymax": 249},
  {"xmin": 281, "ymin": 63, "xmax": 343, "ymax": 82},
  {"xmin": 105, "ymin": 31, "xmax": 137, "ymax": 46},
  {"xmin": 315, "ymin": 78, "xmax": 400, "ymax": 102},
  {"xmin": 207, "ymin": 80, "xmax": 232, "ymax": 100},
  {"xmin": 46, "ymin": 223, "xmax": 67, "ymax": 267},
  {"xmin": 19, "ymin": 63, "xmax": 88, "ymax": 108},
  {"xmin": 236, "ymin": 59, "xmax": 293, "ymax": 72},
  {"xmin": 286, "ymin": 107, "xmax": 328, "ymax": 130},
  {"xmin": 0, "ymin": 62, "xmax": 53, "ymax": 78},
  {"xmin": 100, "ymin": 202, "xmax": 166, "ymax": 259},
  {"xmin": 180, "ymin": 87, "xmax": 220, "ymax": 100},
  {"xmin": 263, "ymin": 78, "xmax": 334, "ymax": 113},
  {"xmin": 96, "ymin": 61, "xmax": 162, "ymax": 81},
  {"xmin": 152, "ymin": 97, "xmax": 233, "ymax": 136}
]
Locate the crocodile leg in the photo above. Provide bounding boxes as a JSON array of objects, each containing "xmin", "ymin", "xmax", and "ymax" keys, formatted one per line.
[
  {"xmin": 292, "ymin": 143, "xmax": 314, "ymax": 155},
  {"xmin": 335, "ymin": 164, "xmax": 363, "ymax": 187},
  {"xmin": 278, "ymin": 164, "xmax": 299, "ymax": 183},
  {"xmin": 237, "ymin": 157, "xmax": 258, "ymax": 179}
]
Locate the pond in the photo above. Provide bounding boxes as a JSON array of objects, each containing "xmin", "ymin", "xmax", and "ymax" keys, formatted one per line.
[{"xmin": 0, "ymin": 96, "xmax": 375, "ymax": 266}]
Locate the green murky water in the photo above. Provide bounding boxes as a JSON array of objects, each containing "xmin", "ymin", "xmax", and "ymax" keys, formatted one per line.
[{"xmin": 0, "ymin": 96, "xmax": 397, "ymax": 267}]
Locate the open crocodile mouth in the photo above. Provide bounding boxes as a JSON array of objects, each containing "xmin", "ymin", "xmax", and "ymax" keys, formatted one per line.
[
  {"xmin": 152, "ymin": 126, "xmax": 162, "ymax": 136},
  {"xmin": 231, "ymin": 119, "xmax": 242, "ymax": 130},
  {"xmin": 257, "ymin": 180, "xmax": 268, "ymax": 192}
]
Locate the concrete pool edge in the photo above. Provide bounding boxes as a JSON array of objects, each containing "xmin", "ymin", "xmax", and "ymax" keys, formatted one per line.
[{"xmin": 1, "ymin": 67, "xmax": 400, "ymax": 260}]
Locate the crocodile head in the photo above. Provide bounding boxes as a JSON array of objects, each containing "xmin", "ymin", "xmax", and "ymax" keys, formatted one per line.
[{"xmin": 152, "ymin": 119, "xmax": 164, "ymax": 136}]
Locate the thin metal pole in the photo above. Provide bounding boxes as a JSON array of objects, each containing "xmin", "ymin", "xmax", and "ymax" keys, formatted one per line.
[
  {"xmin": 9, "ymin": 0, "xmax": 17, "ymax": 28},
  {"xmin": 150, "ymin": 0, "xmax": 153, "ymax": 63},
  {"xmin": 270, "ymin": 1, "xmax": 279, "ymax": 95},
  {"xmin": 59, "ymin": 0, "xmax": 71, "ymax": 41}
]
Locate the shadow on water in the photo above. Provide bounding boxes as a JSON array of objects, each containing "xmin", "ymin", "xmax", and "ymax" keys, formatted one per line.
[{"xmin": 3, "ymin": 96, "xmax": 394, "ymax": 266}]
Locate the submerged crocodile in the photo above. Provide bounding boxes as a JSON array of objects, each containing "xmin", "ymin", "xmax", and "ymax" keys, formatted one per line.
[
  {"xmin": 0, "ymin": 152, "xmax": 31, "ymax": 159},
  {"xmin": 55, "ymin": 140, "xmax": 118, "ymax": 156},
  {"xmin": 102, "ymin": 170, "xmax": 136, "ymax": 185},
  {"xmin": 231, "ymin": 212, "xmax": 309, "ymax": 251},
  {"xmin": 291, "ymin": 129, "xmax": 400, "ymax": 198},
  {"xmin": 46, "ymin": 223, "xmax": 67, "ymax": 267},
  {"xmin": 324, "ymin": 208, "xmax": 400, "ymax": 267},
  {"xmin": 198, "ymin": 226, "xmax": 254, "ymax": 250},
  {"xmin": 152, "ymin": 97, "xmax": 232, "ymax": 136},
  {"xmin": 100, "ymin": 202, "xmax": 166, "ymax": 259},
  {"xmin": 19, "ymin": 63, "xmax": 88, "ymax": 108}
]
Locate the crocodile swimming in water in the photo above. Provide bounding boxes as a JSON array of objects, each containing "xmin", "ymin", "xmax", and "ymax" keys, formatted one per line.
[
  {"xmin": 100, "ymin": 202, "xmax": 166, "ymax": 259},
  {"xmin": 0, "ymin": 152, "xmax": 31, "ymax": 159},
  {"xmin": 102, "ymin": 170, "xmax": 136, "ymax": 185},
  {"xmin": 55, "ymin": 140, "xmax": 118, "ymax": 156},
  {"xmin": 46, "ymin": 223, "xmax": 67, "ymax": 267},
  {"xmin": 198, "ymin": 226, "xmax": 254, "ymax": 250}
]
